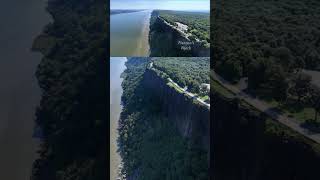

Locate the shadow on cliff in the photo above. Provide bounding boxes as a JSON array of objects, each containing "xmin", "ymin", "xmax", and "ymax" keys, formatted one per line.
[{"xmin": 212, "ymin": 92, "xmax": 320, "ymax": 180}]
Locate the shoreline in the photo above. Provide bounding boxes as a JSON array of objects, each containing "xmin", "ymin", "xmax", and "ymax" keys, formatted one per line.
[
  {"xmin": 0, "ymin": 0, "xmax": 51, "ymax": 179},
  {"xmin": 135, "ymin": 10, "xmax": 151, "ymax": 56},
  {"xmin": 110, "ymin": 58, "xmax": 127, "ymax": 180}
]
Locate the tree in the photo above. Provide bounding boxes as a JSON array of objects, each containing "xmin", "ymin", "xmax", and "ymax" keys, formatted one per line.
[
  {"xmin": 305, "ymin": 49, "xmax": 320, "ymax": 70},
  {"xmin": 219, "ymin": 59, "xmax": 242, "ymax": 83},
  {"xmin": 189, "ymin": 80, "xmax": 200, "ymax": 93},
  {"xmin": 265, "ymin": 64, "xmax": 288, "ymax": 102},
  {"xmin": 247, "ymin": 58, "xmax": 267, "ymax": 91},
  {"xmin": 237, "ymin": 46, "xmax": 254, "ymax": 76},
  {"xmin": 289, "ymin": 73, "xmax": 312, "ymax": 103},
  {"xmin": 291, "ymin": 57, "xmax": 305, "ymax": 73},
  {"xmin": 273, "ymin": 47, "xmax": 293, "ymax": 71},
  {"xmin": 309, "ymin": 86, "xmax": 320, "ymax": 122}
]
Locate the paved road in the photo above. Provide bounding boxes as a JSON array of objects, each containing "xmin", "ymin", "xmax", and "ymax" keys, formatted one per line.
[
  {"xmin": 168, "ymin": 78, "xmax": 210, "ymax": 108},
  {"xmin": 149, "ymin": 62, "xmax": 210, "ymax": 108},
  {"xmin": 158, "ymin": 16, "xmax": 200, "ymax": 42},
  {"xmin": 212, "ymin": 71, "xmax": 320, "ymax": 144}
]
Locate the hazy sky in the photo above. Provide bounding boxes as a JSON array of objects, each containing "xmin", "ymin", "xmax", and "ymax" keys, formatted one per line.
[{"xmin": 111, "ymin": 0, "xmax": 210, "ymax": 11}]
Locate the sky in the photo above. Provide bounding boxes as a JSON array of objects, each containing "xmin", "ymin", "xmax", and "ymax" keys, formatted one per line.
[{"xmin": 111, "ymin": 0, "xmax": 210, "ymax": 11}]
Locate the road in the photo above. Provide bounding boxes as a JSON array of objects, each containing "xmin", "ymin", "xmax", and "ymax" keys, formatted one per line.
[
  {"xmin": 212, "ymin": 71, "xmax": 320, "ymax": 144},
  {"xmin": 167, "ymin": 78, "xmax": 210, "ymax": 108},
  {"xmin": 149, "ymin": 62, "xmax": 210, "ymax": 108},
  {"xmin": 158, "ymin": 16, "xmax": 200, "ymax": 42}
]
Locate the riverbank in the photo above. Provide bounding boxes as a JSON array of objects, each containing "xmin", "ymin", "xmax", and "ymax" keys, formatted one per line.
[
  {"xmin": 136, "ymin": 10, "xmax": 151, "ymax": 56},
  {"xmin": 110, "ymin": 10, "xmax": 151, "ymax": 56},
  {"xmin": 110, "ymin": 57, "xmax": 127, "ymax": 180}
]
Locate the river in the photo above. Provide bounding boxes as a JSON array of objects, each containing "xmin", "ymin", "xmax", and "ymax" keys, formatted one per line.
[
  {"xmin": 0, "ymin": 0, "xmax": 51, "ymax": 179},
  {"xmin": 110, "ymin": 10, "xmax": 151, "ymax": 56},
  {"xmin": 110, "ymin": 57, "xmax": 127, "ymax": 180}
]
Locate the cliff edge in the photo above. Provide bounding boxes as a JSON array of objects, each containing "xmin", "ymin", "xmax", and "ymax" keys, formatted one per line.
[{"xmin": 143, "ymin": 67, "xmax": 210, "ymax": 150}]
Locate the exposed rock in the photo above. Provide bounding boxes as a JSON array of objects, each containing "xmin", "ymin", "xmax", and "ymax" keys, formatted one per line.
[
  {"xmin": 149, "ymin": 11, "xmax": 209, "ymax": 57},
  {"xmin": 142, "ymin": 68, "xmax": 210, "ymax": 150}
]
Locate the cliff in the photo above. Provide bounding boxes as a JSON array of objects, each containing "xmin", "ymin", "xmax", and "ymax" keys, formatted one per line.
[
  {"xmin": 149, "ymin": 12, "xmax": 209, "ymax": 57},
  {"xmin": 142, "ymin": 68, "xmax": 210, "ymax": 150},
  {"xmin": 212, "ymin": 92, "xmax": 320, "ymax": 180}
]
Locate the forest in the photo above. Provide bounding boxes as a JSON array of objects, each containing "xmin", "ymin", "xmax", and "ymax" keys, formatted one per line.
[
  {"xmin": 213, "ymin": 0, "xmax": 320, "ymax": 128},
  {"xmin": 158, "ymin": 10, "xmax": 210, "ymax": 46},
  {"xmin": 31, "ymin": 0, "xmax": 108, "ymax": 179},
  {"xmin": 119, "ymin": 58, "xmax": 208, "ymax": 180},
  {"xmin": 152, "ymin": 57, "xmax": 210, "ymax": 94}
]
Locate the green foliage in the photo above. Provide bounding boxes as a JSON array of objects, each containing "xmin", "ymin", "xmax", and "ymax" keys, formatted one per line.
[
  {"xmin": 289, "ymin": 73, "xmax": 312, "ymax": 102},
  {"xmin": 216, "ymin": 59, "xmax": 242, "ymax": 83},
  {"xmin": 152, "ymin": 57, "xmax": 209, "ymax": 94},
  {"xmin": 214, "ymin": 0, "xmax": 320, "ymax": 81},
  {"xmin": 157, "ymin": 10, "xmax": 210, "ymax": 43},
  {"xmin": 149, "ymin": 10, "xmax": 210, "ymax": 56},
  {"xmin": 119, "ymin": 59, "xmax": 208, "ymax": 179},
  {"xmin": 214, "ymin": 0, "xmax": 320, "ymax": 122},
  {"xmin": 31, "ymin": 0, "xmax": 108, "ymax": 179},
  {"xmin": 121, "ymin": 57, "xmax": 149, "ymax": 106}
]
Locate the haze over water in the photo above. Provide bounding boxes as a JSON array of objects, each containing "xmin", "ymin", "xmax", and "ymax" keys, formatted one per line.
[{"xmin": 0, "ymin": 0, "xmax": 51, "ymax": 179}]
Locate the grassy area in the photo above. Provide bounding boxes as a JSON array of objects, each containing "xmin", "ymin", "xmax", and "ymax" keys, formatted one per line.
[
  {"xmin": 211, "ymin": 78, "xmax": 234, "ymax": 98},
  {"xmin": 262, "ymin": 97, "xmax": 315, "ymax": 123},
  {"xmin": 200, "ymin": 95, "xmax": 209, "ymax": 101},
  {"xmin": 167, "ymin": 81, "xmax": 184, "ymax": 93},
  {"xmin": 289, "ymin": 107, "xmax": 315, "ymax": 122}
]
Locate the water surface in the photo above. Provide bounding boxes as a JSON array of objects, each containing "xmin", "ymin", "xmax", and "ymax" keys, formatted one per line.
[
  {"xmin": 110, "ymin": 11, "xmax": 151, "ymax": 56},
  {"xmin": 110, "ymin": 57, "xmax": 127, "ymax": 180},
  {"xmin": 0, "ymin": 0, "xmax": 51, "ymax": 179}
]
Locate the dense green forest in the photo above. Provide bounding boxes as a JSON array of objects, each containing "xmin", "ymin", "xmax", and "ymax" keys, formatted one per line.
[
  {"xmin": 119, "ymin": 58, "xmax": 208, "ymax": 180},
  {"xmin": 158, "ymin": 10, "xmax": 210, "ymax": 46},
  {"xmin": 213, "ymin": 0, "xmax": 320, "ymax": 126},
  {"xmin": 31, "ymin": 0, "xmax": 108, "ymax": 179},
  {"xmin": 153, "ymin": 57, "xmax": 210, "ymax": 94},
  {"xmin": 214, "ymin": 0, "xmax": 320, "ymax": 79}
]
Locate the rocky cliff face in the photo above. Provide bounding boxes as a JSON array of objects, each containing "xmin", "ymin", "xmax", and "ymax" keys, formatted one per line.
[
  {"xmin": 142, "ymin": 68, "xmax": 210, "ymax": 150},
  {"xmin": 212, "ymin": 92, "xmax": 320, "ymax": 180},
  {"xmin": 149, "ymin": 14, "xmax": 209, "ymax": 57}
]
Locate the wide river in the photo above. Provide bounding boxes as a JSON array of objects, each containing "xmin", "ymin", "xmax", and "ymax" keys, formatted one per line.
[
  {"xmin": 110, "ymin": 57, "xmax": 127, "ymax": 180},
  {"xmin": 0, "ymin": 0, "xmax": 51, "ymax": 179},
  {"xmin": 110, "ymin": 11, "xmax": 151, "ymax": 56}
]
